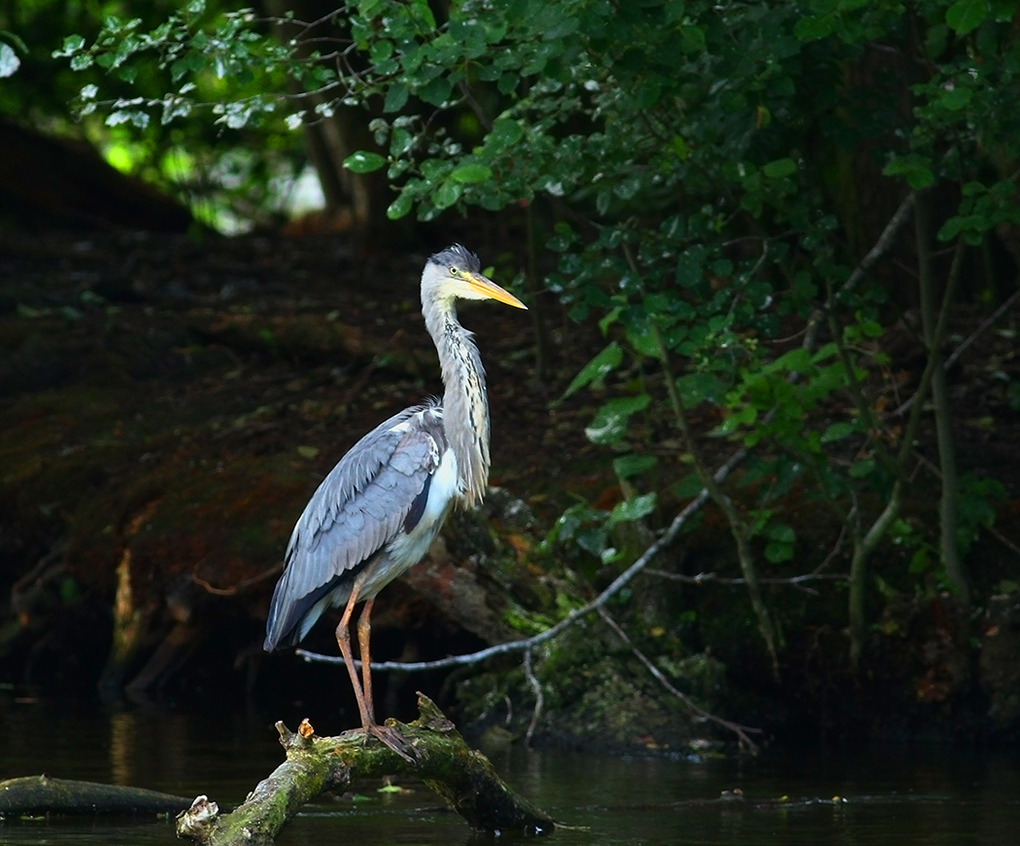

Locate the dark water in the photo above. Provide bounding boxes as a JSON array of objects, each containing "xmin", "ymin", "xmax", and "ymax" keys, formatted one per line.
[{"xmin": 1, "ymin": 693, "xmax": 1017, "ymax": 845}]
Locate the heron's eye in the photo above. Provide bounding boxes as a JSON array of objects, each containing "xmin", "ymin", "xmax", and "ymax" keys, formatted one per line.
[{"xmin": 449, "ymin": 266, "xmax": 460, "ymax": 276}]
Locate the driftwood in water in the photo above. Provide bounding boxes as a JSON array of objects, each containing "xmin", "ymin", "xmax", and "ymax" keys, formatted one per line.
[
  {"xmin": 0, "ymin": 774, "xmax": 193, "ymax": 816},
  {"xmin": 176, "ymin": 693, "xmax": 555, "ymax": 846}
]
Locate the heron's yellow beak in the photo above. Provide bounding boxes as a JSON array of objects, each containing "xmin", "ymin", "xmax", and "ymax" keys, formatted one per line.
[{"xmin": 466, "ymin": 273, "xmax": 528, "ymax": 309}]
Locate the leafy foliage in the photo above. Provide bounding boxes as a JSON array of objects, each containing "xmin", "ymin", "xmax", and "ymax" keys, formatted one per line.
[{"xmin": 51, "ymin": 0, "xmax": 1020, "ymax": 664}]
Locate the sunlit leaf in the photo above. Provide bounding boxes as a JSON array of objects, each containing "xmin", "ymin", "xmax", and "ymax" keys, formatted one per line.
[
  {"xmin": 609, "ymin": 492, "xmax": 657, "ymax": 524},
  {"xmin": 449, "ymin": 163, "xmax": 492, "ymax": 183},
  {"xmin": 343, "ymin": 150, "xmax": 387, "ymax": 173}
]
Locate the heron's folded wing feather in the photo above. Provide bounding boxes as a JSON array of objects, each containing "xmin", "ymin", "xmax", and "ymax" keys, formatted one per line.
[{"xmin": 271, "ymin": 405, "xmax": 443, "ymax": 611}]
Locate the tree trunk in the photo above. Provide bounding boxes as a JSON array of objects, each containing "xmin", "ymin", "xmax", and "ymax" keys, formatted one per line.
[{"xmin": 265, "ymin": 0, "xmax": 392, "ymax": 240}]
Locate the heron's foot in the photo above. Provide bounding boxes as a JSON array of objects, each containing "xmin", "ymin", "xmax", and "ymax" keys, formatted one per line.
[{"xmin": 365, "ymin": 722, "xmax": 417, "ymax": 764}]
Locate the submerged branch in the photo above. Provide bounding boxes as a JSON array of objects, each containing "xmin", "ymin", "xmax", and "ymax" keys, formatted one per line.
[{"xmin": 0, "ymin": 775, "xmax": 192, "ymax": 816}]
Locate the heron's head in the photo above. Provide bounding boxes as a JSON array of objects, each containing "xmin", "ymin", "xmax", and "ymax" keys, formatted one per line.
[{"xmin": 422, "ymin": 244, "xmax": 527, "ymax": 310}]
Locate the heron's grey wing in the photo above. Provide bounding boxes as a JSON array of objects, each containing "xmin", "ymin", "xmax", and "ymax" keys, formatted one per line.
[{"xmin": 264, "ymin": 404, "xmax": 444, "ymax": 649}]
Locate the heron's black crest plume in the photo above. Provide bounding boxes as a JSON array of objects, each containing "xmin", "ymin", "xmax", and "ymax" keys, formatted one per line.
[{"xmin": 429, "ymin": 243, "xmax": 480, "ymax": 272}]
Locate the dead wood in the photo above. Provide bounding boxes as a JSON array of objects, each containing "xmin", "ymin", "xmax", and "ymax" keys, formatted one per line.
[
  {"xmin": 175, "ymin": 693, "xmax": 556, "ymax": 845},
  {"xmin": 0, "ymin": 774, "xmax": 192, "ymax": 816}
]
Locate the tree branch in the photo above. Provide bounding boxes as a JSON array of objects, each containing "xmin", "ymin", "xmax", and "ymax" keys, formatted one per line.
[{"xmin": 176, "ymin": 695, "xmax": 555, "ymax": 845}]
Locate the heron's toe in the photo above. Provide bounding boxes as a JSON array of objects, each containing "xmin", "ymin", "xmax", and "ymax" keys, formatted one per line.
[{"xmin": 367, "ymin": 723, "xmax": 417, "ymax": 764}]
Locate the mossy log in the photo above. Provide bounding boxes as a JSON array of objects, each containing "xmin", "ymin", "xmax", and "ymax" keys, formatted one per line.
[
  {"xmin": 176, "ymin": 693, "xmax": 555, "ymax": 845},
  {"xmin": 0, "ymin": 774, "xmax": 193, "ymax": 816}
]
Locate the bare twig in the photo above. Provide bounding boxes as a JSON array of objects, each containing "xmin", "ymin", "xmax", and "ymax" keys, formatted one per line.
[
  {"xmin": 845, "ymin": 193, "xmax": 916, "ymax": 295},
  {"xmin": 892, "ymin": 285, "xmax": 1020, "ymax": 417},
  {"xmin": 645, "ymin": 568, "xmax": 847, "ymax": 595},
  {"xmin": 596, "ymin": 607, "xmax": 761, "ymax": 752},
  {"xmin": 191, "ymin": 562, "xmax": 282, "ymax": 597},
  {"xmin": 800, "ymin": 192, "xmax": 916, "ymax": 354},
  {"xmin": 297, "ymin": 445, "xmax": 750, "ymax": 672},
  {"xmin": 988, "ymin": 525, "xmax": 1020, "ymax": 559},
  {"xmin": 522, "ymin": 648, "xmax": 543, "ymax": 747}
]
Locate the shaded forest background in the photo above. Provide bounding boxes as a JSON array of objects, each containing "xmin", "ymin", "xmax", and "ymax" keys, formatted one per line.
[{"xmin": 2, "ymin": 0, "xmax": 1020, "ymax": 752}]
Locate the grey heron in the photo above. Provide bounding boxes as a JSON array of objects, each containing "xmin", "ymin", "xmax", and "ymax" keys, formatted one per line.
[{"xmin": 263, "ymin": 245, "xmax": 527, "ymax": 761}]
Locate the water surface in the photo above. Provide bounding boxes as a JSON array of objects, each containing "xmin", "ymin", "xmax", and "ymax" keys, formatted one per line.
[{"xmin": 1, "ymin": 694, "xmax": 1016, "ymax": 845}]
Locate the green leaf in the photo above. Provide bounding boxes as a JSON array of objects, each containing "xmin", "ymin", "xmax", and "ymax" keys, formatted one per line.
[
  {"xmin": 449, "ymin": 163, "xmax": 493, "ymax": 183},
  {"xmin": 383, "ymin": 83, "xmax": 408, "ymax": 113},
  {"xmin": 762, "ymin": 157, "xmax": 797, "ymax": 178},
  {"xmin": 672, "ymin": 473, "xmax": 705, "ymax": 498},
  {"xmin": 765, "ymin": 540, "xmax": 794, "ymax": 563},
  {"xmin": 585, "ymin": 394, "xmax": 650, "ymax": 445},
  {"xmin": 564, "ymin": 342, "xmax": 623, "ymax": 397},
  {"xmin": 766, "ymin": 522, "xmax": 795, "ymax": 543},
  {"xmin": 675, "ymin": 247, "xmax": 705, "ymax": 288},
  {"xmin": 488, "ymin": 117, "xmax": 524, "ymax": 148},
  {"xmin": 821, "ymin": 421, "xmax": 854, "ymax": 443},
  {"xmin": 343, "ymin": 150, "xmax": 387, "ymax": 173},
  {"xmin": 386, "ymin": 192, "xmax": 414, "ymax": 220},
  {"xmin": 945, "ymin": 0, "xmax": 987, "ymax": 35},
  {"xmin": 907, "ymin": 547, "xmax": 931, "ymax": 574},
  {"xmin": 613, "ymin": 454, "xmax": 657, "ymax": 479},
  {"xmin": 54, "ymin": 34, "xmax": 86, "ymax": 57},
  {"xmin": 419, "ymin": 75, "xmax": 453, "ymax": 106},
  {"xmin": 849, "ymin": 458, "xmax": 876, "ymax": 478},
  {"xmin": 773, "ymin": 347, "xmax": 812, "ymax": 373},
  {"xmin": 859, "ymin": 319, "xmax": 883, "ymax": 338},
  {"xmin": 794, "ymin": 14, "xmax": 836, "ymax": 42},
  {"xmin": 432, "ymin": 179, "xmax": 462, "ymax": 209},
  {"xmin": 676, "ymin": 372, "xmax": 722, "ymax": 406},
  {"xmin": 883, "ymin": 156, "xmax": 935, "ymax": 190},
  {"xmin": 624, "ymin": 314, "xmax": 663, "ymax": 360},
  {"xmin": 939, "ymin": 86, "xmax": 972, "ymax": 110},
  {"xmin": 609, "ymin": 492, "xmax": 657, "ymax": 524},
  {"xmin": 680, "ymin": 25, "xmax": 705, "ymax": 52}
]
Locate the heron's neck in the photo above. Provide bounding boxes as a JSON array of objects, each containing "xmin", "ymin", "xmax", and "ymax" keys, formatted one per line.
[{"xmin": 424, "ymin": 297, "xmax": 490, "ymax": 507}]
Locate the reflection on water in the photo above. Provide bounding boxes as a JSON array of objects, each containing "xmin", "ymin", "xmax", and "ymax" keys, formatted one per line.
[{"xmin": 1, "ymin": 692, "xmax": 1018, "ymax": 845}]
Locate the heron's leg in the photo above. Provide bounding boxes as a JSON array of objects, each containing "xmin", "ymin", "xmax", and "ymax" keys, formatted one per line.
[
  {"xmin": 354, "ymin": 595, "xmax": 417, "ymax": 764},
  {"xmin": 335, "ymin": 585, "xmax": 373, "ymax": 732},
  {"xmin": 356, "ymin": 597, "xmax": 376, "ymax": 723}
]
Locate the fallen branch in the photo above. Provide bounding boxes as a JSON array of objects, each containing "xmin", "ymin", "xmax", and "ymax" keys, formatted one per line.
[
  {"xmin": 0, "ymin": 775, "xmax": 192, "ymax": 816},
  {"xmin": 176, "ymin": 693, "xmax": 555, "ymax": 846}
]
